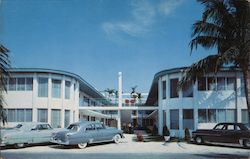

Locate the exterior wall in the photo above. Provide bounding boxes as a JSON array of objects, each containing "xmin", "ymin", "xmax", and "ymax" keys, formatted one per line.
[
  {"xmin": 158, "ymin": 70, "xmax": 248, "ymax": 137},
  {"xmin": 2, "ymin": 70, "xmax": 105, "ymax": 128}
]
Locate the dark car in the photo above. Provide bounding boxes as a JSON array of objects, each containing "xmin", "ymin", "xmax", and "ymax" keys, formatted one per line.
[
  {"xmin": 51, "ymin": 121, "xmax": 124, "ymax": 149},
  {"xmin": 192, "ymin": 122, "xmax": 250, "ymax": 148}
]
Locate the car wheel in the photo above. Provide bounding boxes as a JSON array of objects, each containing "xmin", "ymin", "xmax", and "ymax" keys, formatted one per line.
[
  {"xmin": 195, "ymin": 136, "xmax": 203, "ymax": 144},
  {"xmin": 77, "ymin": 143, "xmax": 87, "ymax": 149},
  {"xmin": 14, "ymin": 143, "xmax": 25, "ymax": 148},
  {"xmin": 113, "ymin": 134, "xmax": 121, "ymax": 144},
  {"xmin": 243, "ymin": 139, "xmax": 250, "ymax": 148}
]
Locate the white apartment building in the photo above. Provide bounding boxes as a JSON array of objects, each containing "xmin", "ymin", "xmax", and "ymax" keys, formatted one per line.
[
  {"xmin": 146, "ymin": 67, "xmax": 249, "ymax": 137},
  {"xmin": 2, "ymin": 68, "xmax": 112, "ymax": 128}
]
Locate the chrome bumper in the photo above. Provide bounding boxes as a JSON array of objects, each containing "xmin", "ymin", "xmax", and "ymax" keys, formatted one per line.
[{"xmin": 50, "ymin": 137, "xmax": 69, "ymax": 145}]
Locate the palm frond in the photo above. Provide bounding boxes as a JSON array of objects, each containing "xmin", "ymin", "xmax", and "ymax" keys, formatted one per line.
[{"xmin": 179, "ymin": 55, "xmax": 221, "ymax": 88}]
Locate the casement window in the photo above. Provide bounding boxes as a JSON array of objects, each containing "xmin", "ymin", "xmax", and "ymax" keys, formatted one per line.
[
  {"xmin": 170, "ymin": 78, "xmax": 179, "ymax": 98},
  {"xmin": 38, "ymin": 78, "xmax": 48, "ymax": 97}
]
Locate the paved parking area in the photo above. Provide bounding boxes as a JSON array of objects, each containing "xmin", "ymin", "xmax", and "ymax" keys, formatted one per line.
[{"xmin": 1, "ymin": 135, "xmax": 250, "ymax": 159}]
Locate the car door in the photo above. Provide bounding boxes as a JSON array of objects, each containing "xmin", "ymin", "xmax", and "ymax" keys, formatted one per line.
[
  {"xmin": 223, "ymin": 124, "xmax": 242, "ymax": 143},
  {"xmin": 95, "ymin": 123, "xmax": 112, "ymax": 141},
  {"xmin": 205, "ymin": 123, "xmax": 224, "ymax": 142},
  {"xmin": 31, "ymin": 124, "xmax": 53, "ymax": 143},
  {"xmin": 84, "ymin": 124, "xmax": 99, "ymax": 143}
]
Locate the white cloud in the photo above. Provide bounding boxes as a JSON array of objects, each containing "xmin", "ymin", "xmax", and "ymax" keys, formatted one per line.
[
  {"xmin": 102, "ymin": 0, "xmax": 183, "ymax": 38},
  {"xmin": 158, "ymin": 0, "xmax": 183, "ymax": 15}
]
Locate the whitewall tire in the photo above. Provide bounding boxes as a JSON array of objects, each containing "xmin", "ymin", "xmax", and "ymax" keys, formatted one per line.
[
  {"xmin": 113, "ymin": 134, "xmax": 121, "ymax": 144},
  {"xmin": 195, "ymin": 136, "xmax": 203, "ymax": 144},
  {"xmin": 77, "ymin": 143, "xmax": 87, "ymax": 149}
]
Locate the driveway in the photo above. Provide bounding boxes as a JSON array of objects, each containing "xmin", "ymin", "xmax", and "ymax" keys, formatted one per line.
[{"xmin": 1, "ymin": 134, "xmax": 250, "ymax": 159}]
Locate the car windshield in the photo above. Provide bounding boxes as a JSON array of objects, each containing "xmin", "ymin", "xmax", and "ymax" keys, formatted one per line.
[
  {"xmin": 67, "ymin": 124, "xmax": 79, "ymax": 131},
  {"xmin": 244, "ymin": 123, "xmax": 250, "ymax": 130}
]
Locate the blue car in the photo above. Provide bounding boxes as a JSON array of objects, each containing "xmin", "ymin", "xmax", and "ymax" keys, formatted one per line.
[{"xmin": 51, "ymin": 121, "xmax": 124, "ymax": 149}]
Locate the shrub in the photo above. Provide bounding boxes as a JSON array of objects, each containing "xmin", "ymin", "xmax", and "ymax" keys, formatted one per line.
[
  {"xmin": 136, "ymin": 133, "xmax": 144, "ymax": 142},
  {"xmin": 162, "ymin": 125, "xmax": 170, "ymax": 136},
  {"xmin": 184, "ymin": 128, "xmax": 191, "ymax": 142}
]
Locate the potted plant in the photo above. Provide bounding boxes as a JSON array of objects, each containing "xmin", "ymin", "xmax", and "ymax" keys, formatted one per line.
[
  {"xmin": 163, "ymin": 125, "xmax": 170, "ymax": 142},
  {"xmin": 184, "ymin": 128, "xmax": 191, "ymax": 142}
]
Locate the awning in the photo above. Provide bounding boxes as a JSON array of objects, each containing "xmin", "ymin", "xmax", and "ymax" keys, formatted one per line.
[{"xmin": 79, "ymin": 110, "xmax": 112, "ymax": 119}]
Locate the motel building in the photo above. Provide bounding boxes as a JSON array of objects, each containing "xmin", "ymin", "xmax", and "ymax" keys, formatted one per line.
[
  {"xmin": 2, "ymin": 67, "xmax": 249, "ymax": 138},
  {"xmin": 146, "ymin": 67, "xmax": 249, "ymax": 137},
  {"xmin": 2, "ymin": 68, "xmax": 114, "ymax": 128}
]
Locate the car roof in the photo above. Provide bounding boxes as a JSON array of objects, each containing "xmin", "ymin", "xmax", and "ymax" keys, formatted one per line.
[{"xmin": 69, "ymin": 121, "xmax": 101, "ymax": 126}]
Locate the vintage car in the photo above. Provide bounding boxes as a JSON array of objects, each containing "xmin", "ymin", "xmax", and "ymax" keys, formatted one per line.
[
  {"xmin": 192, "ymin": 122, "xmax": 250, "ymax": 148},
  {"xmin": 51, "ymin": 121, "xmax": 124, "ymax": 149},
  {"xmin": 0, "ymin": 122, "xmax": 61, "ymax": 148}
]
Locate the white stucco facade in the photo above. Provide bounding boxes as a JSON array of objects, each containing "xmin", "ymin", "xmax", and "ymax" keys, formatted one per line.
[
  {"xmin": 2, "ymin": 68, "xmax": 111, "ymax": 128},
  {"xmin": 146, "ymin": 67, "xmax": 248, "ymax": 137}
]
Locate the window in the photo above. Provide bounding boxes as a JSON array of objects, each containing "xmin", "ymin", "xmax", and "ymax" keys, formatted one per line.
[
  {"xmin": 170, "ymin": 109, "xmax": 179, "ymax": 129},
  {"xmin": 51, "ymin": 109, "xmax": 61, "ymax": 128},
  {"xmin": 17, "ymin": 78, "xmax": 25, "ymax": 91},
  {"xmin": 217, "ymin": 77, "xmax": 226, "ymax": 91},
  {"xmin": 38, "ymin": 78, "xmax": 48, "ymax": 97},
  {"xmin": 240, "ymin": 78, "xmax": 245, "ymax": 97},
  {"xmin": 26, "ymin": 78, "xmax": 33, "ymax": 91},
  {"xmin": 17, "ymin": 109, "xmax": 25, "ymax": 122},
  {"xmin": 198, "ymin": 109, "xmax": 206, "ymax": 123},
  {"xmin": 64, "ymin": 110, "xmax": 70, "ymax": 127},
  {"xmin": 7, "ymin": 109, "xmax": 16, "ymax": 122},
  {"xmin": 170, "ymin": 78, "xmax": 179, "ymax": 98},
  {"xmin": 25, "ymin": 109, "xmax": 32, "ymax": 122},
  {"xmin": 91, "ymin": 117, "xmax": 95, "ymax": 121},
  {"xmin": 217, "ymin": 109, "xmax": 226, "ymax": 123},
  {"xmin": 182, "ymin": 81, "xmax": 193, "ymax": 97},
  {"xmin": 9, "ymin": 78, "xmax": 16, "ymax": 91},
  {"xmin": 241, "ymin": 109, "xmax": 249, "ymax": 123},
  {"xmin": 198, "ymin": 109, "xmax": 216, "ymax": 123},
  {"xmin": 95, "ymin": 123, "xmax": 105, "ymax": 130},
  {"xmin": 162, "ymin": 81, "xmax": 166, "ymax": 99},
  {"xmin": 183, "ymin": 109, "xmax": 194, "ymax": 130},
  {"xmin": 37, "ymin": 109, "xmax": 48, "ymax": 122},
  {"xmin": 52, "ymin": 79, "xmax": 61, "ymax": 98},
  {"xmin": 6, "ymin": 109, "xmax": 32, "ymax": 122},
  {"xmin": 65, "ymin": 81, "xmax": 71, "ymax": 99},
  {"xmin": 86, "ymin": 124, "xmax": 95, "ymax": 131},
  {"xmin": 227, "ymin": 77, "xmax": 236, "ymax": 90},
  {"xmin": 226, "ymin": 109, "xmax": 236, "ymax": 122},
  {"xmin": 208, "ymin": 109, "xmax": 216, "ymax": 123},
  {"xmin": 198, "ymin": 77, "xmax": 206, "ymax": 91},
  {"xmin": 208, "ymin": 77, "xmax": 216, "ymax": 90}
]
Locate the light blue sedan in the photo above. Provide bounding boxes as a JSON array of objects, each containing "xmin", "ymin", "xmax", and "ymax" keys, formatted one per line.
[
  {"xmin": 0, "ymin": 122, "xmax": 61, "ymax": 148},
  {"xmin": 51, "ymin": 121, "xmax": 124, "ymax": 149}
]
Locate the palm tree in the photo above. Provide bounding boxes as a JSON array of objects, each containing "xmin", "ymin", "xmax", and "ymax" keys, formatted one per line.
[
  {"xmin": 0, "ymin": 44, "xmax": 10, "ymax": 125},
  {"xmin": 180, "ymin": 0, "xmax": 250, "ymax": 121},
  {"xmin": 104, "ymin": 88, "xmax": 116, "ymax": 97}
]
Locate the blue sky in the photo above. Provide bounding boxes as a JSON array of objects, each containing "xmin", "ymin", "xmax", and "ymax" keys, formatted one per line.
[{"xmin": 1, "ymin": 0, "xmax": 212, "ymax": 93}]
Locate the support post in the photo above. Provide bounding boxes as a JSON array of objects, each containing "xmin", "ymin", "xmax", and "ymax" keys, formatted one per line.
[{"xmin": 117, "ymin": 72, "xmax": 122, "ymax": 130}]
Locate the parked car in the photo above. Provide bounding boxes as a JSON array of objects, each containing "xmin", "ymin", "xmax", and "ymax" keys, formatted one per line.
[
  {"xmin": 51, "ymin": 121, "xmax": 124, "ymax": 149},
  {"xmin": 0, "ymin": 122, "xmax": 61, "ymax": 148},
  {"xmin": 192, "ymin": 122, "xmax": 250, "ymax": 148}
]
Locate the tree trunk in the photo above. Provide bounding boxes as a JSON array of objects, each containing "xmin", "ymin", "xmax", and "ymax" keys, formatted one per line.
[{"xmin": 242, "ymin": 66, "xmax": 250, "ymax": 122}]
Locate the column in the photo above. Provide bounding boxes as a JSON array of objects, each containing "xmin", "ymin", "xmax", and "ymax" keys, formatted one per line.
[
  {"xmin": 47, "ymin": 74, "xmax": 52, "ymax": 125},
  {"xmin": 61, "ymin": 77, "xmax": 65, "ymax": 128},
  {"xmin": 117, "ymin": 72, "xmax": 122, "ymax": 130},
  {"xmin": 158, "ymin": 78, "xmax": 163, "ymax": 135},
  {"xmin": 32, "ymin": 73, "xmax": 38, "ymax": 122}
]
